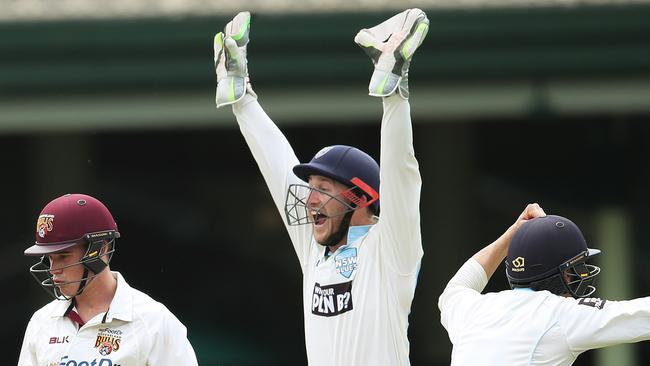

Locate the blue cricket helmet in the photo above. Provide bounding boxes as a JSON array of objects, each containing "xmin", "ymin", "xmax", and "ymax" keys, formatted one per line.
[
  {"xmin": 293, "ymin": 145, "xmax": 380, "ymax": 214},
  {"xmin": 506, "ymin": 215, "xmax": 601, "ymax": 298}
]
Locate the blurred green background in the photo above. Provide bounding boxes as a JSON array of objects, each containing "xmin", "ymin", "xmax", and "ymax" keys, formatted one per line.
[{"xmin": 2, "ymin": 3, "xmax": 650, "ymax": 365}]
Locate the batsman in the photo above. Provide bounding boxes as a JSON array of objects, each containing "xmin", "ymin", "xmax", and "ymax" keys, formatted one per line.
[{"xmin": 213, "ymin": 9, "xmax": 429, "ymax": 365}]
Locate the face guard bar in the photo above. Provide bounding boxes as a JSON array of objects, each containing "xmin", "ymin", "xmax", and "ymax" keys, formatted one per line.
[
  {"xmin": 284, "ymin": 177, "xmax": 379, "ymax": 226},
  {"xmin": 29, "ymin": 231, "xmax": 117, "ymax": 300},
  {"xmin": 560, "ymin": 250, "xmax": 601, "ymax": 298}
]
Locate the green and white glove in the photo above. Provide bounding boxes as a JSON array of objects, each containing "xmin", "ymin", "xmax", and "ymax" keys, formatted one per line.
[
  {"xmin": 214, "ymin": 11, "xmax": 256, "ymax": 108},
  {"xmin": 354, "ymin": 8, "xmax": 429, "ymax": 99}
]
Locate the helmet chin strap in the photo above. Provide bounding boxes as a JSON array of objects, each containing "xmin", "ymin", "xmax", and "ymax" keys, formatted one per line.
[
  {"xmin": 77, "ymin": 267, "xmax": 90, "ymax": 293},
  {"xmin": 55, "ymin": 267, "xmax": 91, "ymax": 300},
  {"xmin": 71, "ymin": 267, "xmax": 91, "ymax": 299},
  {"xmin": 67, "ymin": 240, "xmax": 109, "ymax": 299},
  {"xmin": 318, "ymin": 210, "xmax": 355, "ymax": 248}
]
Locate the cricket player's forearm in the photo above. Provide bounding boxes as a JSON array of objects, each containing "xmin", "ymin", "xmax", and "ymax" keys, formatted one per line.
[
  {"xmin": 377, "ymin": 94, "xmax": 423, "ymax": 274},
  {"xmin": 233, "ymin": 95, "xmax": 299, "ymax": 206},
  {"xmin": 472, "ymin": 224, "xmax": 516, "ymax": 279}
]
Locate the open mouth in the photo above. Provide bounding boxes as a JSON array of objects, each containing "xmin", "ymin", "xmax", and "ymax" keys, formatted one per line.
[{"xmin": 312, "ymin": 210, "xmax": 329, "ymax": 226}]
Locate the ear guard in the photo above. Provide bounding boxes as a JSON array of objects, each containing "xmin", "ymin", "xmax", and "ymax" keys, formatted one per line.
[{"xmin": 81, "ymin": 231, "xmax": 118, "ymax": 274}]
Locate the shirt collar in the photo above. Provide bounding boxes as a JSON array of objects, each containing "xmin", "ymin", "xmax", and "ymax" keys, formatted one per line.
[
  {"xmin": 323, "ymin": 224, "xmax": 374, "ymax": 258},
  {"xmin": 347, "ymin": 224, "xmax": 373, "ymax": 245},
  {"xmin": 50, "ymin": 271, "xmax": 133, "ymax": 322},
  {"xmin": 513, "ymin": 287, "xmax": 534, "ymax": 292},
  {"xmin": 50, "ymin": 297, "xmax": 74, "ymax": 318},
  {"xmin": 104, "ymin": 271, "xmax": 133, "ymax": 322}
]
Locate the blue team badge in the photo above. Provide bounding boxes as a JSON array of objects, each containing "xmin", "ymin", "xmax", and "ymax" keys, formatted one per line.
[{"xmin": 335, "ymin": 247, "xmax": 358, "ymax": 279}]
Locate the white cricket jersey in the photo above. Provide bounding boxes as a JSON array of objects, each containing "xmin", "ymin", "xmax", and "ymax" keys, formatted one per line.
[
  {"xmin": 439, "ymin": 258, "xmax": 650, "ymax": 366},
  {"xmin": 18, "ymin": 271, "xmax": 198, "ymax": 366},
  {"xmin": 233, "ymin": 94, "xmax": 422, "ymax": 365}
]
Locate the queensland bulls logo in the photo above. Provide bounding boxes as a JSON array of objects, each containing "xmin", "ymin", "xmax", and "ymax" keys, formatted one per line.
[
  {"xmin": 98, "ymin": 343, "xmax": 113, "ymax": 356},
  {"xmin": 95, "ymin": 327, "xmax": 122, "ymax": 356},
  {"xmin": 36, "ymin": 214, "xmax": 55, "ymax": 238}
]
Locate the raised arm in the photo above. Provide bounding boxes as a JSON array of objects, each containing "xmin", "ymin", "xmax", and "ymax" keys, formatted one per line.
[
  {"xmin": 473, "ymin": 203, "xmax": 546, "ymax": 279},
  {"xmin": 438, "ymin": 203, "xmax": 546, "ymax": 336},
  {"xmin": 214, "ymin": 12, "xmax": 313, "ymax": 268},
  {"xmin": 354, "ymin": 9, "xmax": 429, "ymax": 275}
]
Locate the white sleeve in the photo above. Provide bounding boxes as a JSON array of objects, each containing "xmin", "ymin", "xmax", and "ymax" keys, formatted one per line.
[
  {"xmin": 232, "ymin": 95, "xmax": 313, "ymax": 270},
  {"xmin": 17, "ymin": 318, "xmax": 38, "ymax": 366},
  {"xmin": 147, "ymin": 310, "xmax": 198, "ymax": 366},
  {"xmin": 559, "ymin": 296, "xmax": 650, "ymax": 352},
  {"xmin": 378, "ymin": 94, "xmax": 423, "ymax": 275},
  {"xmin": 438, "ymin": 258, "xmax": 489, "ymax": 340}
]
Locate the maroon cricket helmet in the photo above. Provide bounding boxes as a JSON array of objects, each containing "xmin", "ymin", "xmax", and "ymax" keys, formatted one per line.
[{"xmin": 24, "ymin": 193, "xmax": 120, "ymax": 256}]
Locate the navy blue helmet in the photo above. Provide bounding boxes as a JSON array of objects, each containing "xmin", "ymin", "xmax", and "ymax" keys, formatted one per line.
[
  {"xmin": 506, "ymin": 215, "xmax": 601, "ymax": 298},
  {"xmin": 293, "ymin": 145, "xmax": 380, "ymax": 214},
  {"xmin": 285, "ymin": 145, "xmax": 380, "ymax": 227}
]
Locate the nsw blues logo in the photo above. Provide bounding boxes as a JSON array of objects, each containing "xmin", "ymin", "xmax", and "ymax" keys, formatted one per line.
[{"xmin": 335, "ymin": 247, "xmax": 358, "ymax": 279}]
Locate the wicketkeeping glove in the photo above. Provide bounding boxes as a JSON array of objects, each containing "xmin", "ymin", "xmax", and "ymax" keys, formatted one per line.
[
  {"xmin": 354, "ymin": 8, "xmax": 429, "ymax": 99},
  {"xmin": 214, "ymin": 11, "xmax": 256, "ymax": 108}
]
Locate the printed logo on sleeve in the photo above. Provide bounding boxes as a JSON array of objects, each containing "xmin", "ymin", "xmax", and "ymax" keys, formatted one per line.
[
  {"xmin": 335, "ymin": 248, "xmax": 358, "ymax": 279},
  {"xmin": 577, "ymin": 297, "xmax": 606, "ymax": 310},
  {"xmin": 312, "ymin": 281, "xmax": 353, "ymax": 317},
  {"xmin": 48, "ymin": 336, "xmax": 69, "ymax": 344}
]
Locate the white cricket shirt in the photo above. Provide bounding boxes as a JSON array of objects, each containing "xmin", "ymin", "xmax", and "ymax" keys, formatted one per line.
[
  {"xmin": 439, "ymin": 258, "xmax": 650, "ymax": 365},
  {"xmin": 233, "ymin": 94, "xmax": 423, "ymax": 365},
  {"xmin": 18, "ymin": 271, "xmax": 198, "ymax": 366}
]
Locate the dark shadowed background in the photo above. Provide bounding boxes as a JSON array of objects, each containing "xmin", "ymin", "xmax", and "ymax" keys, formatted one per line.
[{"xmin": 2, "ymin": 4, "xmax": 650, "ymax": 365}]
